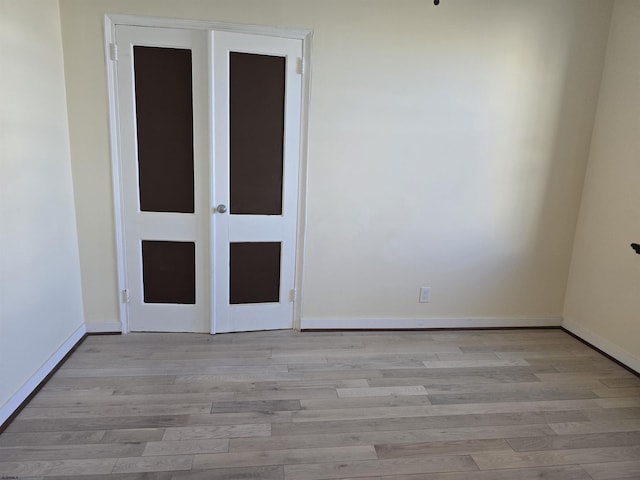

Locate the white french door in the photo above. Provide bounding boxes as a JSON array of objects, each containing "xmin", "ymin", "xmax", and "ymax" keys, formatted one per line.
[
  {"xmin": 114, "ymin": 25, "xmax": 303, "ymax": 333},
  {"xmin": 116, "ymin": 26, "xmax": 210, "ymax": 332},
  {"xmin": 212, "ymin": 32, "xmax": 302, "ymax": 333}
]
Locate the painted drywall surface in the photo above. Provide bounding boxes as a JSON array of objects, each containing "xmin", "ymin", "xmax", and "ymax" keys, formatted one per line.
[
  {"xmin": 0, "ymin": 0, "xmax": 85, "ymax": 407},
  {"xmin": 563, "ymin": 0, "xmax": 640, "ymax": 360},
  {"xmin": 58, "ymin": 0, "xmax": 612, "ymax": 326}
]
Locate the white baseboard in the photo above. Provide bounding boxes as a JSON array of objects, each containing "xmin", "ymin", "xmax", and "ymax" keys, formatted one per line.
[
  {"xmin": 562, "ymin": 317, "xmax": 640, "ymax": 373},
  {"xmin": 85, "ymin": 321, "xmax": 122, "ymax": 334},
  {"xmin": 301, "ymin": 316, "xmax": 562, "ymax": 330},
  {"xmin": 0, "ymin": 323, "xmax": 87, "ymax": 427}
]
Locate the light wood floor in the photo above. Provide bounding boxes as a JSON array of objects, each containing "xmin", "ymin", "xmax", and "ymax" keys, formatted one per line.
[{"xmin": 1, "ymin": 329, "xmax": 640, "ymax": 479}]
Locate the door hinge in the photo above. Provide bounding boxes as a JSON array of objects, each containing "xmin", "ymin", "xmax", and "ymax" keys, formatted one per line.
[
  {"xmin": 296, "ymin": 57, "xmax": 304, "ymax": 75},
  {"xmin": 121, "ymin": 289, "xmax": 130, "ymax": 303},
  {"xmin": 109, "ymin": 43, "xmax": 119, "ymax": 62},
  {"xmin": 289, "ymin": 289, "xmax": 297, "ymax": 303}
]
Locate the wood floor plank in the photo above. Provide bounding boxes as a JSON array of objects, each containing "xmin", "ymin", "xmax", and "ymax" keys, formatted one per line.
[
  {"xmin": 0, "ymin": 442, "xmax": 145, "ymax": 462},
  {"xmin": 582, "ymin": 460, "xmax": 640, "ymax": 479},
  {"xmin": 300, "ymin": 393, "xmax": 431, "ymax": 410},
  {"xmin": 112, "ymin": 454, "xmax": 193, "ymax": 473},
  {"xmin": 536, "ymin": 371, "xmax": 637, "ymax": 382},
  {"xmin": 593, "ymin": 387, "xmax": 640, "ymax": 398},
  {"xmin": 595, "ymin": 397, "xmax": 640, "ymax": 408},
  {"xmin": 0, "ymin": 431, "xmax": 106, "ymax": 447},
  {"xmin": 54, "ymin": 365, "xmax": 289, "ymax": 378},
  {"xmin": 495, "ymin": 350, "xmax": 603, "ymax": 360},
  {"xmin": 374, "ymin": 439, "xmax": 512, "ymax": 458},
  {"xmin": 254, "ymin": 379, "xmax": 370, "ymax": 389},
  {"xmin": 422, "ymin": 359, "xmax": 530, "ymax": 368},
  {"xmin": 283, "ymin": 455, "xmax": 478, "ymax": 479},
  {"xmin": 149, "ymin": 349, "xmax": 272, "ymax": 360},
  {"xmin": 459, "ymin": 343, "xmax": 588, "ymax": 354},
  {"xmin": 434, "ymin": 352, "xmax": 501, "ymax": 361},
  {"xmin": 273, "ymin": 411, "xmax": 585, "ymax": 436},
  {"xmin": 291, "ymin": 405, "xmax": 433, "ymax": 422},
  {"xmin": 142, "ymin": 439, "xmax": 229, "ymax": 456},
  {"xmin": 35, "ymin": 386, "xmax": 116, "ymax": 397},
  {"xmin": 101, "ymin": 428, "xmax": 165, "ymax": 443},
  {"xmin": 290, "ymin": 399, "xmax": 605, "ymax": 423},
  {"xmin": 192, "ymin": 445, "xmax": 377, "ymax": 470},
  {"xmin": 326, "ymin": 352, "xmax": 440, "ymax": 363},
  {"xmin": 0, "ymin": 458, "xmax": 117, "ymax": 477},
  {"xmin": 112, "ymin": 382, "xmax": 254, "ymax": 395},
  {"xmin": 299, "ymin": 370, "xmax": 383, "ymax": 381},
  {"xmin": 45, "ymin": 375, "xmax": 177, "ymax": 388},
  {"xmin": 583, "ymin": 406, "xmax": 640, "ymax": 421},
  {"xmin": 336, "ymin": 386, "xmax": 427, "ymax": 398},
  {"xmin": 338, "ymin": 465, "xmax": 593, "ymax": 479},
  {"xmin": 472, "ymin": 445, "xmax": 640, "ymax": 470},
  {"xmin": 423, "ymin": 379, "xmax": 607, "ymax": 395},
  {"xmin": 232, "ymin": 424, "xmax": 554, "ymax": 453},
  {"xmin": 549, "ymin": 418, "xmax": 640, "ymax": 435},
  {"xmin": 171, "ymin": 465, "xmax": 284, "ymax": 479},
  {"xmin": 427, "ymin": 388, "xmax": 598, "ymax": 405},
  {"xmin": 506, "ymin": 431, "xmax": 640, "ymax": 451},
  {"xmin": 18, "ymin": 403, "xmax": 213, "ymax": 419},
  {"xmin": 234, "ymin": 388, "xmax": 337, "ymax": 402},
  {"xmin": 23, "ymin": 473, "xmax": 176, "ymax": 480},
  {"xmin": 4, "ymin": 415, "xmax": 190, "ymax": 433},
  {"xmin": 368, "ymin": 375, "xmax": 538, "ymax": 387},
  {"xmin": 172, "ymin": 372, "xmax": 303, "ymax": 383},
  {"xmin": 380, "ymin": 366, "xmax": 546, "ymax": 379},
  {"xmin": 600, "ymin": 378, "xmax": 640, "ymax": 388},
  {"xmin": 209, "ymin": 399, "xmax": 301, "ymax": 414},
  {"xmin": 28, "ymin": 391, "xmax": 235, "ymax": 408},
  {"xmin": 318, "ymin": 358, "xmax": 430, "ymax": 370},
  {"xmin": 162, "ymin": 423, "xmax": 270, "ymax": 441},
  {"xmin": 184, "ymin": 411, "xmax": 294, "ymax": 426},
  {"xmin": 552, "ymin": 363, "xmax": 625, "ymax": 374}
]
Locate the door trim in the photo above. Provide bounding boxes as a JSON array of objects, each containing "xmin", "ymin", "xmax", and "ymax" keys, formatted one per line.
[{"xmin": 104, "ymin": 14, "xmax": 312, "ymax": 334}]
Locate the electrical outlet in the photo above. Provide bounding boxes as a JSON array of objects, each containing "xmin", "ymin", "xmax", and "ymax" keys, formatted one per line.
[{"xmin": 419, "ymin": 287, "xmax": 431, "ymax": 303}]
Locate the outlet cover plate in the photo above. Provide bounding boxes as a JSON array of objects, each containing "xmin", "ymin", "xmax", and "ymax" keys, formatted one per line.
[{"xmin": 419, "ymin": 287, "xmax": 431, "ymax": 303}]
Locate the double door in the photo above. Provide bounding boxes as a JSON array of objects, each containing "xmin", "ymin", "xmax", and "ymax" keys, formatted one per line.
[{"xmin": 115, "ymin": 25, "xmax": 303, "ymax": 333}]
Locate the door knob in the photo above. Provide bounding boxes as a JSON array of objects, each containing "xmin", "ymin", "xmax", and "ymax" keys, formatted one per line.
[{"xmin": 215, "ymin": 204, "xmax": 227, "ymax": 214}]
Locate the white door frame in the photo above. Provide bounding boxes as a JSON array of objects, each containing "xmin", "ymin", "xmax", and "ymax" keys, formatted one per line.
[{"xmin": 104, "ymin": 14, "xmax": 312, "ymax": 334}]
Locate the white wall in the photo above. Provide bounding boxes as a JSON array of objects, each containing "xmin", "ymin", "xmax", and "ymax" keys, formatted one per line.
[
  {"xmin": 0, "ymin": 0, "xmax": 85, "ymax": 420},
  {"xmin": 58, "ymin": 0, "xmax": 613, "ymax": 329},
  {"xmin": 563, "ymin": 0, "xmax": 640, "ymax": 370}
]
